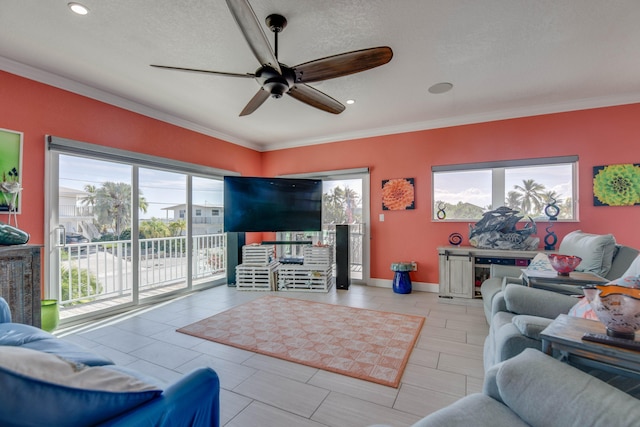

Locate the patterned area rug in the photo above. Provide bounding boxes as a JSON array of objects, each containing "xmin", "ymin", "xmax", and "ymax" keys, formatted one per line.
[{"xmin": 177, "ymin": 296, "xmax": 425, "ymax": 387}]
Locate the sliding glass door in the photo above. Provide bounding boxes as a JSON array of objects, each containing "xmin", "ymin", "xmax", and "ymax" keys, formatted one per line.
[
  {"xmin": 277, "ymin": 169, "xmax": 370, "ymax": 284},
  {"xmin": 54, "ymin": 155, "xmax": 136, "ymax": 314},
  {"xmin": 322, "ymin": 177, "xmax": 366, "ymax": 282},
  {"xmin": 46, "ymin": 137, "xmax": 230, "ymax": 325},
  {"xmin": 137, "ymin": 167, "xmax": 189, "ymax": 301}
]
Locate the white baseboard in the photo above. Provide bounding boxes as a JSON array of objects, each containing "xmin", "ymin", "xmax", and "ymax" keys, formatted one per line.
[{"xmin": 367, "ymin": 278, "xmax": 439, "ymax": 293}]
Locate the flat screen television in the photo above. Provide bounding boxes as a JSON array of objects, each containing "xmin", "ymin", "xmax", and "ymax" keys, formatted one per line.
[{"xmin": 224, "ymin": 176, "xmax": 323, "ymax": 232}]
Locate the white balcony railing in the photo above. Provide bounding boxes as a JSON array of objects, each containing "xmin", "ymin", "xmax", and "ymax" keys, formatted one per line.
[
  {"xmin": 59, "ymin": 204, "xmax": 94, "ymax": 217},
  {"xmin": 58, "ymin": 233, "xmax": 226, "ymax": 307},
  {"xmin": 57, "ymin": 229, "xmax": 364, "ymax": 312}
]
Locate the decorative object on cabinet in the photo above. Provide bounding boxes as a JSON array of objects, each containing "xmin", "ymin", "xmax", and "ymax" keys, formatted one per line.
[
  {"xmin": 0, "ymin": 245, "xmax": 41, "ymax": 327},
  {"xmin": 593, "ymin": 163, "xmax": 640, "ymax": 206},
  {"xmin": 436, "ymin": 201, "xmax": 446, "ymax": 220},
  {"xmin": 543, "ymin": 196, "xmax": 559, "ymax": 250},
  {"xmin": 381, "ymin": 178, "xmax": 415, "ymax": 210},
  {"xmin": 0, "ymin": 128, "xmax": 23, "ymax": 217},
  {"xmin": 468, "ymin": 206, "xmax": 538, "ymax": 250},
  {"xmin": 448, "ymin": 232, "xmax": 463, "ymax": 246},
  {"xmin": 0, "ymin": 222, "xmax": 29, "ymax": 245}
]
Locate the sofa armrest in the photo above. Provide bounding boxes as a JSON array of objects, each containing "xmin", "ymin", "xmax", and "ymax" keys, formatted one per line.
[
  {"xmin": 504, "ymin": 284, "xmax": 578, "ymax": 319},
  {"xmin": 511, "ymin": 315, "xmax": 553, "ymax": 340},
  {"xmin": 482, "ymin": 360, "xmax": 503, "ymax": 403},
  {"xmin": 490, "ymin": 291, "xmax": 508, "ymax": 319},
  {"xmin": 497, "ymin": 349, "xmax": 640, "ymax": 427},
  {"xmin": 501, "ymin": 276, "xmax": 523, "ymax": 290},
  {"xmin": 98, "ymin": 368, "xmax": 220, "ymax": 427},
  {"xmin": 490, "ymin": 264, "xmax": 524, "ymax": 279}
]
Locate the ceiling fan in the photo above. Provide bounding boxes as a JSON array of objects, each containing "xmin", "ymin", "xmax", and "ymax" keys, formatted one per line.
[{"xmin": 151, "ymin": 0, "xmax": 393, "ymax": 116}]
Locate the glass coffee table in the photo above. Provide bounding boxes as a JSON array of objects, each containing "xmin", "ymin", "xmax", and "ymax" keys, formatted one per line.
[{"xmin": 522, "ymin": 269, "xmax": 608, "ymax": 295}]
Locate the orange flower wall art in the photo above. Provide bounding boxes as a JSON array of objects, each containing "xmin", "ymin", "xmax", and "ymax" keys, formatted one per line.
[{"xmin": 382, "ymin": 178, "xmax": 415, "ymax": 210}]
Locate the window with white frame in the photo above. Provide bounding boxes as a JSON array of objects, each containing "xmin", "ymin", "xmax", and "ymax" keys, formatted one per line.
[{"xmin": 432, "ymin": 156, "xmax": 577, "ymax": 221}]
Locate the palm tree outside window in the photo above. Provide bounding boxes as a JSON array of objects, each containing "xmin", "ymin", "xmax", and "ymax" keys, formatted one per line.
[{"xmin": 432, "ymin": 156, "xmax": 577, "ymax": 221}]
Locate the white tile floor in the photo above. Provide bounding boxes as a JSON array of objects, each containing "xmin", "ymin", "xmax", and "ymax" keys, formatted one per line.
[{"xmin": 60, "ymin": 284, "xmax": 488, "ymax": 427}]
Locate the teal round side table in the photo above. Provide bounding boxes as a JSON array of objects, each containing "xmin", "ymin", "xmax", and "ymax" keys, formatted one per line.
[{"xmin": 391, "ymin": 262, "xmax": 413, "ymax": 294}]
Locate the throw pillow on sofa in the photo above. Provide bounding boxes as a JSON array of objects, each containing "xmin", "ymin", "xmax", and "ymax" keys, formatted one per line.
[
  {"xmin": 0, "ymin": 346, "xmax": 162, "ymax": 427},
  {"xmin": 524, "ymin": 252, "xmax": 554, "ymax": 272},
  {"xmin": 519, "ymin": 252, "xmax": 554, "ymax": 281},
  {"xmin": 567, "ymin": 297, "xmax": 598, "ymax": 320},
  {"xmin": 558, "ymin": 230, "xmax": 616, "ymax": 277}
]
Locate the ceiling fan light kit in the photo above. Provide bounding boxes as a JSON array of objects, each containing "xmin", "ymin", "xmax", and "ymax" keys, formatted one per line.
[
  {"xmin": 151, "ymin": 0, "xmax": 393, "ymax": 116},
  {"xmin": 68, "ymin": 2, "xmax": 89, "ymax": 15}
]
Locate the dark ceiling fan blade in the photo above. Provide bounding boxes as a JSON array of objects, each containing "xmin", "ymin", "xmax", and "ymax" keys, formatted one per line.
[
  {"xmin": 293, "ymin": 46, "xmax": 393, "ymax": 83},
  {"xmin": 225, "ymin": 0, "xmax": 281, "ymax": 74},
  {"xmin": 150, "ymin": 64, "xmax": 255, "ymax": 78},
  {"xmin": 239, "ymin": 88, "xmax": 270, "ymax": 116},
  {"xmin": 288, "ymin": 84, "xmax": 345, "ymax": 114}
]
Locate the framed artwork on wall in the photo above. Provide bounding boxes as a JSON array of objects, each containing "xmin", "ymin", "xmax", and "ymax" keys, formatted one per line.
[
  {"xmin": 0, "ymin": 128, "xmax": 24, "ymax": 214},
  {"xmin": 593, "ymin": 163, "xmax": 640, "ymax": 206},
  {"xmin": 382, "ymin": 177, "xmax": 415, "ymax": 210}
]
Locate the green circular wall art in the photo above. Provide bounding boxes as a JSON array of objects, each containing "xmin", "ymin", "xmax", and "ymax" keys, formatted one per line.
[{"xmin": 593, "ymin": 163, "xmax": 640, "ymax": 206}]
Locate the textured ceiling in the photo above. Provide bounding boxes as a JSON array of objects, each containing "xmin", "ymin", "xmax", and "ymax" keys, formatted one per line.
[{"xmin": 1, "ymin": 0, "xmax": 640, "ymax": 151}]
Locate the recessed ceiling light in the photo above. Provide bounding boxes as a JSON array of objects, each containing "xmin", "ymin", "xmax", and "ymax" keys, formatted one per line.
[
  {"xmin": 346, "ymin": 99, "xmax": 356, "ymax": 105},
  {"xmin": 428, "ymin": 82, "xmax": 453, "ymax": 94},
  {"xmin": 68, "ymin": 2, "xmax": 89, "ymax": 15}
]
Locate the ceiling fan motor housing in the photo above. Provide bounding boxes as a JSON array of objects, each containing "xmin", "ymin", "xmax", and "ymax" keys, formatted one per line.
[
  {"xmin": 152, "ymin": 2, "xmax": 392, "ymax": 115},
  {"xmin": 256, "ymin": 64, "xmax": 295, "ymax": 98}
]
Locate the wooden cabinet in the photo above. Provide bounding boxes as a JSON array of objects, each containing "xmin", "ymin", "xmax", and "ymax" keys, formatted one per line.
[
  {"xmin": 438, "ymin": 246, "xmax": 541, "ymax": 299},
  {"xmin": 439, "ymin": 249, "xmax": 474, "ymax": 298},
  {"xmin": 0, "ymin": 245, "xmax": 42, "ymax": 326}
]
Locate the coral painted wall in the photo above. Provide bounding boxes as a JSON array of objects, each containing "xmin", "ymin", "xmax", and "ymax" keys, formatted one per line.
[
  {"xmin": 2, "ymin": 69, "xmax": 639, "ymax": 287},
  {"xmin": 0, "ymin": 70, "xmax": 262, "ymax": 245},
  {"xmin": 262, "ymin": 104, "xmax": 640, "ymax": 284}
]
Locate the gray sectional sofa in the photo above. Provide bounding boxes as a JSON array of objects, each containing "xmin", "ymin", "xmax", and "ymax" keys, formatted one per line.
[
  {"xmin": 481, "ymin": 231, "xmax": 639, "ymax": 370},
  {"xmin": 481, "ymin": 231, "xmax": 639, "ymax": 324},
  {"xmin": 407, "ymin": 348, "xmax": 640, "ymax": 427},
  {"xmin": 394, "ymin": 231, "xmax": 640, "ymax": 427}
]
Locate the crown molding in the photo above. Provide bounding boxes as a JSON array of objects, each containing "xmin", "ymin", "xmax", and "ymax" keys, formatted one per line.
[
  {"xmin": 264, "ymin": 93, "xmax": 640, "ymax": 151},
  {"xmin": 0, "ymin": 56, "xmax": 261, "ymax": 151},
  {"xmin": 3, "ymin": 56, "xmax": 639, "ymax": 153}
]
